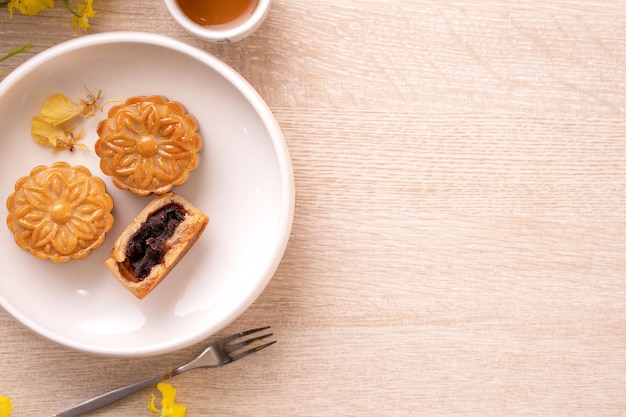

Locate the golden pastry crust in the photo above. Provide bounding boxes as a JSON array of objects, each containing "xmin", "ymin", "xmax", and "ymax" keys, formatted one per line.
[
  {"xmin": 6, "ymin": 162, "xmax": 114, "ymax": 263},
  {"xmin": 104, "ymin": 192, "xmax": 209, "ymax": 299},
  {"xmin": 95, "ymin": 95, "xmax": 202, "ymax": 196}
]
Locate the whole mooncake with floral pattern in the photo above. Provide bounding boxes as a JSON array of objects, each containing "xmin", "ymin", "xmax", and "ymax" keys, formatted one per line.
[
  {"xmin": 95, "ymin": 95, "xmax": 202, "ymax": 196},
  {"xmin": 6, "ymin": 162, "xmax": 114, "ymax": 263}
]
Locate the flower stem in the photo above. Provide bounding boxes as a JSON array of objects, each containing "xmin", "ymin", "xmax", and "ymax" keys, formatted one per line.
[
  {"xmin": 63, "ymin": 0, "xmax": 81, "ymax": 17},
  {"xmin": 0, "ymin": 45, "xmax": 33, "ymax": 64}
]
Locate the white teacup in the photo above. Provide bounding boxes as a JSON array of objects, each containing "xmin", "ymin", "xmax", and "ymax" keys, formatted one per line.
[{"xmin": 164, "ymin": 0, "xmax": 272, "ymax": 43}]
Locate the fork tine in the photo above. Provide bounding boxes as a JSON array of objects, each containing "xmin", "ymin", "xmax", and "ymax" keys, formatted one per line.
[
  {"xmin": 229, "ymin": 339, "xmax": 277, "ymax": 362},
  {"xmin": 221, "ymin": 326, "xmax": 271, "ymax": 344},
  {"xmin": 226, "ymin": 331, "xmax": 274, "ymax": 352}
]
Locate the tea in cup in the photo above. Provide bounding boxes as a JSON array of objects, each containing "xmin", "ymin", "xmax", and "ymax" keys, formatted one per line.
[{"xmin": 164, "ymin": 0, "xmax": 272, "ymax": 43}]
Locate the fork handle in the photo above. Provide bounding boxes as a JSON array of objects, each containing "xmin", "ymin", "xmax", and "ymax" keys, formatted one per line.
[{"xmin": 53, "ymin": 374, "xmax": 163, "ymax": 417}]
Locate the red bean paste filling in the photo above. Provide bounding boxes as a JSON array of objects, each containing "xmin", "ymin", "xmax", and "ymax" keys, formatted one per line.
[{"xmin": 125, "ymin": 202, "xmax": 186, "ymax": 281}]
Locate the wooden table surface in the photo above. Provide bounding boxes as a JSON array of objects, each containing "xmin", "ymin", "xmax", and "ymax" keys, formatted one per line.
[{"xmin": 1, "ymin": 1, "xmax": 625, "ymax": 416}]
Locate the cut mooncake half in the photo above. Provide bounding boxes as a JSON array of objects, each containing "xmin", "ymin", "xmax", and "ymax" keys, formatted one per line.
[{"xmin": 105, "ymin": 192, "xmax": 209, "ymax": 299}]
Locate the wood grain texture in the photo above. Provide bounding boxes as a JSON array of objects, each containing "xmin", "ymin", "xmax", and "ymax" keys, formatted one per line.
[{"xmin": 1, "ymin": 1, "xmax": 625, "ymax": 416}]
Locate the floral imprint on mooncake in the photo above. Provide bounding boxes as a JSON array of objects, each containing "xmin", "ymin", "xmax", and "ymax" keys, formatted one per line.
[
  {"xmin": 6, "ymin": 162, "xmax": 114, "ymax": 263},
  {"xmin": 95, "ymin": 96, "xmax": 202, "ymax": 196}
]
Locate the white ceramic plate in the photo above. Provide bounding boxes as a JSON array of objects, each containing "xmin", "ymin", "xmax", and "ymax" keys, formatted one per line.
[{"xmin": 0, "ymin": 32, "xmax": 294, "ymax": 357}]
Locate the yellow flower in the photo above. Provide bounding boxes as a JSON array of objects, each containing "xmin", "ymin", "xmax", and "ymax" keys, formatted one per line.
[
  {"xmin": 66, "ymin": 0, "xmax": 94, "ymax": 35},
  {"xmin": 3, "ymin": 1, "xmax": 95, "ymax": 35},
  {"xmin": 148, "ymin": 383, "xmax": 187, "ymax": 417},
  {"xmin": 31, "ymin": 87, "xmax": 102, "ymax": 152},
  {"xmin": 31, "ymin": 115, "xmax": 86, "ymax": 152},
  {"xmin": 0, "ymin": 395, "xmax": 12, "ymax": 417},
  {"xmin": 7, "ymin": 0, "xmax": 54, "ymax": 17}
]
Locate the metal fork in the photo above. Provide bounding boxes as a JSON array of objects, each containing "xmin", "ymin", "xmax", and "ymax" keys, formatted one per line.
[{"xmin": 53, "ymin": 326, "xmax": 275, "ymax": 417}]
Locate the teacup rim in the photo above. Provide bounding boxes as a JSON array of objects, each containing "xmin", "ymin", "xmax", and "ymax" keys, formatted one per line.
[{"xmin": 163, "ymin": 0, "xmax": 272, "ymax": 43}]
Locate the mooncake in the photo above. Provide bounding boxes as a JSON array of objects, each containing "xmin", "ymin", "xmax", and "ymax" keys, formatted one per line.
[
  {"xmin": 6, "ymin": 162, "xmax": 114, "ymax": 262},
  {"xmin": 104, "ymin": 192, "xmax": 209, "ymax": 299},
  {"xmin": 95, "ymin": 95, "xmax": 202, "ymax": 196}
]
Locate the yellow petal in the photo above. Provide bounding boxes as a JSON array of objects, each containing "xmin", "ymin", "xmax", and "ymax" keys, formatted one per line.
[
  {"xmin": 75, "ymin": 143, "xmax": 90, "ymax": 152},
  {"xmin": 148, "ymin": 393, "xmax": 160, "ymax": 414},
  {"xmin": 8, "ymin": 0, "xmax": 54, "ymax": 17},
  {"xmin": 31, "ymin": 116, "xmax": 66, "ymax": 147},
  {"xmin": 165, "ymin": 402, "xmax": 187, "ymax": 417},
  {"xmin": 158, "ymin": 382, "xmax": 177, "ymax": 406},
  {"xmin": 39, "ymin": 93, "xmax": 83, "ymax": 126},
  {"xmin": 77, "ymin": 0, "xmax": 95, "ymax": 17},
  {"xmin": 150, "ymin": 383, "xmax": 187, "ymax": 417},
  {"xmin": 0, "ymin": 395, "xmax": 13, "ymax": 417}
]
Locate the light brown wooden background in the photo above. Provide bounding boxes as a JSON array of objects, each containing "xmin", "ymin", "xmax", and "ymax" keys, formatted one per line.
[{"xmin": 1, "ymin": 1, "xmax": 625, "ymax": 416}]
